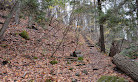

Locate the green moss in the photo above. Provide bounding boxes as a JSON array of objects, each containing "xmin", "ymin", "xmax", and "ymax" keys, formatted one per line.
[
  {"xmin": 0, "ymin": 44, "xmax": 8, "ymax": 48},
  {"xmin": 15, "ymin": 33, "xmax": 19, "ymax": 36},
  {"xmin": 28, "ymin": 79, "xmax": 34, "ymax": 82},
  {"xmin": 19, "ymin": 15, "xmax": 23, "ymax": 18},
  {"xmin": 50, "ymin": 60, "xmax": 58, "ymax": 65},
  {"xmin": 33, "ymin": 56, "xmax": 38, "ymax": 59},
  {"xmin": 45, "ymin": 79, "xmax": 52, "ymax": 82},
  {"xmin": 78, "ymin": 42, "xmax": 83, "ymax": 45},
  {"xmin": 78, "ymin": 57, "xmax": 83, "ymax": 61},
  {"xmin": 67, "ymin": 61, "xmax": 71, "ymax": 64},
  {"xmin": 97, "ymin": 76, "xmax": 128, "ymax": 82},
  {"xmin": 19, "ymin": 31, "xmax": 30, "ymax": 40}
]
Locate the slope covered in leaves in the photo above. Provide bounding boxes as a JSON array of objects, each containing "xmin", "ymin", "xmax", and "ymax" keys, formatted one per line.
[{"xmin": 0, "ymin": 17, "xmax": 133, "ymax": 82}]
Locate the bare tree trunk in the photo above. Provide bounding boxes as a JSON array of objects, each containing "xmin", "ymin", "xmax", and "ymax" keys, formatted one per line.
[
  {"xmin": 99, "ymin": 25, "xmax": 105, "ymax": 52},
  {"xmin": 113, "ymin": 54, "xmax": 138, "ymax": 81},
  {"xmin": 51, "ymin": 26, "xmax": 70, "ymax": 57},
  {"xmin": 28, "ymin": 16, "xmax": 33, "ymax": 27},
  {"xmin": 0, "ymin": 1, "xmax": 19, "ymax": 38},
  {"xmin": 136, "ymin": 0, "xmax": 138, "ymax": 25},
  {"xmin": 97, "ymin": 0, "xmax": 105, "ymax": 52},
  {"xmin": 15, "ymin": 1, "xmax": 20, "ymax": 25}
]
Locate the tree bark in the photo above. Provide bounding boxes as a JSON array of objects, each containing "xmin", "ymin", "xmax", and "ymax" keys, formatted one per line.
[
  {"xmin": 113, "ymin": 54, "xmax": 138, "ymax": 81},
  {"xmin": 97, "ymin": 0, "xmax": 105, "ymax": 52},
  {"xmin": 28, "ymin": 16, "xmax": 33, "ymax": 27},
  {"xmin": 99, "ymin": 25, "xmax": 105, "ymax": 52},
  {"xmin": 109, "ymin": 40, "xmax": 120, "ymax": 57},
  {"xmin": 0, "ymin": 1, "xmax": 19, "ymax": 38}
]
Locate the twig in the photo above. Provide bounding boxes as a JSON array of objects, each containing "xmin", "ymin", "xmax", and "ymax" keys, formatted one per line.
[
  {"xmin": 51, "ymin": 26, "xmax": 71, "ymax": 57},
  {"xmin": 21, "ymin": 71, "xmax": 27, "ymax": 78}
]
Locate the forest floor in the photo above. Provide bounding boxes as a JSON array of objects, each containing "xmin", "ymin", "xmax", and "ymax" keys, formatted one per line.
[{"xmin": 0, "ymin": 11, "xmax": 134, "ymax": 82}]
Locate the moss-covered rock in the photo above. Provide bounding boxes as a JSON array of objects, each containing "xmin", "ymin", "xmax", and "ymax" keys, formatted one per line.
[
  {"xmin": 97, "ymin": 76, "xmax": 128, "ymax": 82},
  {"xmin": 14, "ymin": 33, "xmax": 19, "ymax": 36},
  {"xmin": 67, "ymin": 61, "xmax": 71, "ymax": 64},
  {"xmin": 78, "ymin": 57, "xmax": 83, "ymax": 61},
  {"xmin": 19, "ymin": 31, "xmax": 30, "ymax": 40},
  {"xmin": 50, "ymin": 60, "xmax": 58, "ymax": 65}
]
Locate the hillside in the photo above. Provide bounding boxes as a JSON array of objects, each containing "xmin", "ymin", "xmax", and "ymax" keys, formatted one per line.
[{"xmin": 0, "ymin": 15, "xmax": 133, "ymax": 81}]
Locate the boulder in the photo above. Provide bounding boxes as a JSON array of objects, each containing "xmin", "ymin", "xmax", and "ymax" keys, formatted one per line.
[
  {"xmin": 71, "ymin": 50, "xmax": 81, "ymax": 57},
  {"xmin": 70, "ymin": 50, "xmax": 84, "ymax": 57},
  {"xmin": 76, "ymin": 54, "xmax": 83, "ymax": 57},
  {"xmin": 70, "ymin": 53, "xmax": 73, "ymax": 56},
  {"xmin": 72, "ymin": 78, "xmax": 77, "ymax": 82}
]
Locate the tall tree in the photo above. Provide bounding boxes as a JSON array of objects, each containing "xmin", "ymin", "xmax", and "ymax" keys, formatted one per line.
[{"xmin": 98, "ymin": 0, "xmax": 105, "ymax": 52}]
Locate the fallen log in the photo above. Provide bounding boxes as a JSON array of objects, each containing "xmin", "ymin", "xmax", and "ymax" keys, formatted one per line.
[{"xmin": 113, "ymin": 54, "xmax": 138, "ymax": 81}]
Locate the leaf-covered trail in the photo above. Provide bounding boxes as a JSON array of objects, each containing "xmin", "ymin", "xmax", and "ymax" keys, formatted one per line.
[{"xmin": 76, "ymin": 33, "xmax": 133, "ymax": 81}]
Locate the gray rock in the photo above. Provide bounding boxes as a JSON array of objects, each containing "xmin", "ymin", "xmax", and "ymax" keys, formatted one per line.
[
  {"xmin": 70, "ymin": 53, "xmax": 73, "ymax": 56},
  {"xmin": 74, "ymin": 50, "xmax": 81, "ymax": 54},
  {"xmin": 75, "ymin": 73, "xmax": 80, "ymax": 76},
  {"xmin": 82, "ymin": 70, "xmax": 88, "ymax": 75},
  {"xmin": 72, "ymin": 78, "xmax": 77, "ymax": 82},
  {"xmin": 70, "ymin": 50, "xmax": 82, "ymax": 57},
  {"xmin": 76, "ymin": 54, "xmax": 83, "ymax": 57}
]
